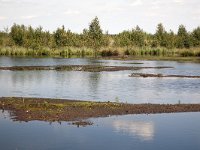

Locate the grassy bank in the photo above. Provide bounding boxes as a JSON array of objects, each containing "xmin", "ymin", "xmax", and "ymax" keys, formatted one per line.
[
  {"xmin": 0, "ymin": 46, "xmax": 200, "ymax": 59},
  {"xmin": 1, "ymin": 97, "xmax": 200, "ymax": 122}
]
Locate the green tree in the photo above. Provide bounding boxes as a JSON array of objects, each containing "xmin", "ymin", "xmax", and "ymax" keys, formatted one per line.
[
  {"xmin": 192, "ymin": 27, "xmax": 200, "ymax": 46},
  {"xmin": 0, "ymin": 29, "xmax": 13, "ymax": 47},
  {"xmin": 165, "ymin": 30, "xmax": 176, "ymax": 49},
  {"xmin": 10, "ymin": 24, "xmax": 26, "ymax": 46},
  {"xmin": 54, "ymin": 25, "xmax": 67, "ymax": 47},
  {"xmin": 115, "ymin": 31, "xmax": 132, "ymax": 47},
  {"xmin": 176, "ymin": 25, "xmax": 191, "ymax": 48},
  {"xmin": 65, "ymin": 29, "xmax": 76, "ymax": 47},
  {"xmin": 88, "ymin": 17, "xmax": 103, "ymax": 57},
  {"xmin": 131, "ymin": 25, "xmax": 146, "ymax": 47},
  {"xmin": 23, "ymin": 26, "xmax": 34, "ymax": 49},
  {"xmin": 155, "ymin": 23, "xmax": 167, "ymax": 47}
]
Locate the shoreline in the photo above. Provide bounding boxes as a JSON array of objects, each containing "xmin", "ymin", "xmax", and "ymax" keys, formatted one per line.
[
  {"xmin": 0, "ymin": 55, "xmax": 200, "ymax": 62},
  {"xmin": 1, "ymin": 97, "xmax": 200, "ymax": 122}
]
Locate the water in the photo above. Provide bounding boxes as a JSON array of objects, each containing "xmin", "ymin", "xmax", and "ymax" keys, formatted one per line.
[
  {"xmin": 0, "ymin": 56, "xmax": 200, "ymax": 103},
  {"xmin": 0, "ymin": 111, "xmax": 200, "ymax": 150},
  {"xmin": 0, "ymin": 57, "xmax": 200, "ymax": 149}
]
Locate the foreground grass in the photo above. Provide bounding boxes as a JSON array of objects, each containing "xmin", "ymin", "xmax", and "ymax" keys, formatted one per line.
[{"xmin": 1, "ymin": 97, "xmax": 200, "ymax": 122}]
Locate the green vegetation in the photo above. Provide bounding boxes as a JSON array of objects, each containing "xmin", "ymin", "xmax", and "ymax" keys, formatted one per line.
[
  {"xmin": 0, "ymin": 97, "xmax": 121, "ymax": 111},
  {"xmin": 0, "ymin": 17, "xmax": 200, "ymax": 58}
]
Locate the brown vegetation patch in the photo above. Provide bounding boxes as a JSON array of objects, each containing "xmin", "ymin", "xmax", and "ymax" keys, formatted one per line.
[
  {"xmin": 129, "ymin": 73, "xmax": 200, "ymax": 78},
  {"xmin": 0, "ymin": 65, "xmax": 173, "ymax": 72},
  {"xmin": 71, "ymin": 121, "xmax": 93, "ymax": 127},
  {"xmin": 0, "ymin": 97, "xmax": 200, "ymax": 122}
]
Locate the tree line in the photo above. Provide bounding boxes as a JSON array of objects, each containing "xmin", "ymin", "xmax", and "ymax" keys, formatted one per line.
[
  {"xmin": 1, "ymin": 17, "xmax": 200, "ymax": 52},
  {"xmin": 114, "ymin": 23, "xmax": 200, "ymax": 49}
]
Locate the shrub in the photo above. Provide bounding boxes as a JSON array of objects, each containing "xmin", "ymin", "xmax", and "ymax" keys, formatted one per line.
[
  {"xmin": 124, "ymin": 49, "xmax": 130, "ymax": 55},
  {"xmin": 180, "ymin": 51, "xmax": 195, "ymax": 57}
]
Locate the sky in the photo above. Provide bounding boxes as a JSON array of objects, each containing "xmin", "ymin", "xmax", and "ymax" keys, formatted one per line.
[{"xmin": 0, "ymin": 0, "xmax": 200, "ymax": 34}]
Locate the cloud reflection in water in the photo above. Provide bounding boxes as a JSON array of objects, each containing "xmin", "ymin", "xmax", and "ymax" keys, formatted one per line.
[{"xmin": 113, "ymin": 120, "xmax": 155, "ymax": 141}]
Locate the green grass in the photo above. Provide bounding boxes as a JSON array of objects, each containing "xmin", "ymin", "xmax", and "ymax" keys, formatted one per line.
[
  {"xmin": 0, "ymin": 46, "xmax": 200, "ymax": 60},
  {"xmin": 0, "ymin": 46, "xmax": 94, "ymax": 57},
  {"xmin": 0, "ymin": 97, "xmax": 121, "ymax": 112},
  {"xmin": 122, "ymin": 47, "xmax": 200, "ymax": 57}
]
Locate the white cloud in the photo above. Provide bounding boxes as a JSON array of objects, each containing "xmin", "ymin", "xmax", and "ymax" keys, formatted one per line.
[
  {"xmin": 20, "ymin": 15, "xmax": 37, "ymax": 19},
  {"xmin": 0, "ymin": 0, "xmax": 37, "ymax": 5},
  {"xmin": 192, "ymin": 10, "xmax": 200, "ymax": 21},
  {"xmin": 0, "ymin": 0, "xmax": 199, "ymax": 33},
  {"xmin": 0, "ymin": 16, "xmax": 7, "ymax": 20},
  {"xmin": 145, "ymin": 12, "xmax": 157, "ymax": 17},
  {"xmin": 144, "ymin": 11, "xmax": 166, "ymax": 18},
  {"xmin": 173, "ymin": 0, "xmax": 184, "ymax": 4},
  {"xmin": 98, "ymin": 4, "xmax": 124, "ymax": 13},
  {"xmin": 63, "ymin": 10, "xmax": 80, "ymax": 15},
  {"xmin": 0, "ymin": 0, "xmax": 12, "ymax": 2},
  {"xmin": 192, "ymin": 15, "xmax": 200, "ymax": 21},
  {"xmin": 130, "ymin": 0, "xmax": 143, "ymax": 6}
]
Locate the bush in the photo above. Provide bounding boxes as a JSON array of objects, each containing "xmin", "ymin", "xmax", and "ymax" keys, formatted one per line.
[
  {"xmin": 124, "ymin": 49, "xmax": 130, "ymax": 55},
  {"xmin": 101, "ymin": 49, "xmax": 119, "ymax": 57},
  {"xmin": 195, "ymin": 51, "xmax": 200, "ymax": 57},
  {"xmin": 180, "ymin": 51, "xmax": 195, "ymax": 57},
  {"xmin": 113, "ymin": 50, "xmax": 119, "ymax": 56}
]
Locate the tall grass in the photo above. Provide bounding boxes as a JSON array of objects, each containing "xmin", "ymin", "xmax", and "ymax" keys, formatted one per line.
[
  {"xmin": 0, "ymin": 46, "xmax": 94, "ymax": 57},
  {"xmin": 121, "ymin": 47, "xmax": 200, "ymax": 57},
  {"xmin": 0, "ymin": 46, "xmax": 200, "ymax": 57}
]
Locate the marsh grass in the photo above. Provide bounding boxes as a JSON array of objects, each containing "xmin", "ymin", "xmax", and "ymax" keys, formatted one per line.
[
  {"xmin": 122, "ymin": 47, "xmax": 200, "ymax": 57},
  {"xmin": 0, "ymin": 46, "xmax": 94, "ymax": 57},
  {"xmin": 0, "ymin": 46, "xmax": 200, "ymax": 58}
]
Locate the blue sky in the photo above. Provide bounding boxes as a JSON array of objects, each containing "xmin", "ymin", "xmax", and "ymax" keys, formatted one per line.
[{"xmin": 0, "ymin": 0, "xmax": 200, "ymax": 33}]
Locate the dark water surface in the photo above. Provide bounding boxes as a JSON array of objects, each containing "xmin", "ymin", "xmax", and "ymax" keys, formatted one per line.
[
  {"xmin": 0, "ymin": 57, "xmax": 199, "ymax": 103},
  {"xmin": 0, "ymin": 111, "xmax": 200, "ymax": 150}
]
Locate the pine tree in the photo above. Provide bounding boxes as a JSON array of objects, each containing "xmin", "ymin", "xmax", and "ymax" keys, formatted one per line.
[
  {"xmin": 192, "ymin": 27, "xmax": 200, "ymax": 46},
  {"xmin": 155, "ymin": 23, "xmax": 167, "ymax": 47},
  {"xmin": 176, "ymin": 25, "xmax": 191, "ymax": 48},
  {"xmin": 88, "ymin": 17, "xmax": 103, "ymax": 57},
  {"xmin": 53, "ymin": 25, "xmax": 67, "ymax": 47}
]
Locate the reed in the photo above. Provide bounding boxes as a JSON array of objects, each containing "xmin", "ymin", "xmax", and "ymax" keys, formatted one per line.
[
  {"xmin": 0, "ymin": 46, "xmax": 200, "ymax": 58},
  {"xmin": 0, "ymin": 46, "xmax": 94, "ymax": 57},
  {"xmin": 122, "ymin": 47, "xmax": 200, "ymax": 57}
]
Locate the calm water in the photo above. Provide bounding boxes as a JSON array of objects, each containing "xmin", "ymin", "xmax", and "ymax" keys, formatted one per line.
[
  {"xmin": 0, "ymin": 56, "xmax": 199, "ymax": 103},
  {"xmin": 0, "ymin": 57, "xmax": 200, "ymax": 150},
  {"xmin": 0, "ymin": 111, "xmax": 200, "ymax": 150}
]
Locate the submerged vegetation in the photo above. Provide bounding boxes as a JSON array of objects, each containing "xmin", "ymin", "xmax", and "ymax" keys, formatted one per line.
[{"xmin": 1, "ymin": 17, "xmax": 200, "ymax": 58}]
